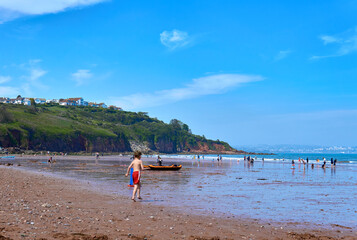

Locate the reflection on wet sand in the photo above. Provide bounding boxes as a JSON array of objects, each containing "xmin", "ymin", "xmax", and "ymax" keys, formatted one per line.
[{"xmin": 3, "ymin": 154, "xmax": 357, "ymax": 230}]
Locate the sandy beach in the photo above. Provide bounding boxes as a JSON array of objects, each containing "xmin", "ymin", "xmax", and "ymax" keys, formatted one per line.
[{"xmin": 0, "ymin": 157, "xmax": 356, "ymax": 240}]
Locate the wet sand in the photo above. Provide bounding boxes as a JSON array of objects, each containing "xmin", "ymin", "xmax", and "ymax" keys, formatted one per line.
[
  {"xmin": 5, "ymin": 155, "xmax": 356, "ymax": 229},
  {"xmin": 0, "ymin": 165, "xmax": 356, "ymax": 240}
]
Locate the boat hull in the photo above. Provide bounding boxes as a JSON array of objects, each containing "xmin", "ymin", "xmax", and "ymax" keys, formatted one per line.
[{"xmin": 148, "ymin": 165, "xmax": 182, "ymax": 171}]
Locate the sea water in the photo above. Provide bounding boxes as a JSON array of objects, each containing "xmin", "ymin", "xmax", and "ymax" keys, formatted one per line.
[{"xmin": 2, "ymin": 153, "xmax": 357, "ymax": 229}]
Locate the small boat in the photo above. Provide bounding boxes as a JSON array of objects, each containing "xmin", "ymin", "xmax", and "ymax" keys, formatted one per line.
[{"xmin": 148, "ymin": 164, "xmax": 182, "ymax": 171}]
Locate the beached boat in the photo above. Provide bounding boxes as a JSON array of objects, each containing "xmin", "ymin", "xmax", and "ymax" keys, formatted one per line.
[{"xmin": 148, "ymin": 164, "xmax": 182, "ymax": 171}]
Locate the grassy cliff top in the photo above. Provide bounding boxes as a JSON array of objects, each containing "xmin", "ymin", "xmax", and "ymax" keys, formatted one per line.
[{"xmin": 0, "ymin": 103, "xmax": 236, "ymax": 154}]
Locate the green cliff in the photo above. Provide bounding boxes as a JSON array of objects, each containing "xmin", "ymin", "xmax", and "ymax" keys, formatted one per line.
[{"xmin": 0, "ymin": 104, "xmax": 237, "ymax": 154}]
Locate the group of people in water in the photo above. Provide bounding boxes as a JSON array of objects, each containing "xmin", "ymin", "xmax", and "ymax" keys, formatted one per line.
[
  {"xmin": 290, "ymin": 157, "xmax": 337, "ymax": 169},
  {"xmin": 241, "ymin": 155, "xmax": 338, "ymax": 170}
]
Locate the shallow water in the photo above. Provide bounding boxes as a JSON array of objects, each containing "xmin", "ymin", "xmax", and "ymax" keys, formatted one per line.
[{"xmin": 2, "ymin": 154, "xmax": 357, "ymax": 229}]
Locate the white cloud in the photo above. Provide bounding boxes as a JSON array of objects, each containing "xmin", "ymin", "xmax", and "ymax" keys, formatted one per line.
[
  {"xmin": 110, "ymin": 74, "xmax": 263, "ymax": 110},
  {"xmin": 26, "ymin": 60, "xmax": 48, "ymax": 90},
  {"xmin": 275, "ymin": 50, "xmax": 292, "ymax": 61},
  {"xmin": 320, "ymin": 35, "xmax": 340, "ymax": 45},
  {"xmin": 0, "ymin": 59, "xmax": 48, "ymax": 97},
  {"xmin": 29, "ymin": 68, "xmax": 46, "ymax": 81},
  {"xmin": 160, "ymin": 29, "xmax": 191, "ymax": 50},
  {"xmin": 0, "ymin": 0, "xmax": 107, "ymax": 23},
  {"xmin": 72, "ymin": 69, "xmax": 93, "ymax": 86},
  {"xmin": 0, "ymin": 86, "xmax": 20, "ymax": 96},
  {"xmin": 19, "ymin": 59, "xmax": 49, "ymax": 95},
  {"xmin": 311, "ymin": 28, "xmax": 357, "ymax": 59},
  {"xmin": 0, "ymin": 76, "xmax": 11, "ymax": 84}
]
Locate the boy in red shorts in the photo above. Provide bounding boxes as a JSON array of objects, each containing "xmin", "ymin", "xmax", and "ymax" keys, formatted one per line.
[{"xmin": 125, "ymin": 151, "xmax": 144, "ymax": 202}]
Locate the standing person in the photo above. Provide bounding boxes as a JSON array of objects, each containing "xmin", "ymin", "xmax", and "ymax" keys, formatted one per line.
[
  {"xmin": 217, "ymin": 155, "xmax": 220, "ymax": 162},
  {"xmin": 157, "ymin": 155, "xmax": 162, "ymax": 166},
  {"xmin": 306, "ymin": 157, "xmax": 309, "ymax": 164},
  {"xmin": 331, "ymin": 158, "xmax": 334, "ymax": 166},
  {"xmin": 334, "ymin": 158, "xmax": 337, "ymax": 166},
  {"xmin": 125, "ymin": 151, "xmax": 144, "ymax": 202},
  {"xmin": 292, "ymin": 159, "xmax": 295, "ymax": 169},
  {"xmin": 322, "ymin": 161, "xmax": 326, "ymax": 169}
]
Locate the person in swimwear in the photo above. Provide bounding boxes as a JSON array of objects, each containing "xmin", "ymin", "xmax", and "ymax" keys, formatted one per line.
[{"xmin": 125, "ymin": 151, "xmax": 144, "ymax": 202}]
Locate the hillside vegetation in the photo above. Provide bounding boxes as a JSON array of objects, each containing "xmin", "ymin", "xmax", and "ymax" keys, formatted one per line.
[{"xmin": 0, "ymin": 104, "xmax": 237, "ymax": 154}]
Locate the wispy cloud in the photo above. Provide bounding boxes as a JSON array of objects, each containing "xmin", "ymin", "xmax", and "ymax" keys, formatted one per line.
[
  {"xmin": 0, "ymin": 59, "xmax": 48, "ymax": 97},
  {"xmin": 311, "ymin": 27, "xmax": 357, "ymax": 60},
  {"xmin": 72, "ymin": 69, "xmax": 93, "ymax": 86},
  {"xmin": 0, "ymin": 75, "xmax": 19, "ymax": 96},
  {"xmin": 320, "ymin": 35, "xmax": 341, "ymax": 45},
  {"xmin": 0, "ymin": 86, "xmax": 20, "ymax": 96},
  {"xmin": 0, "ymin": 0, "xmax": 107, "ymax": 23},
  {"xmin": 160, "ymin": 29, "xmax": 192, "ymax": 50},
  {"xmin": 110, "ymin": 74, "xmax": 263, "ymax": 110},
  {"xmin": 22, "ymin": 59, "xmax": 48, "ymax": 95},
  {"xmin": 275, "ymin": 50, "xmax": 292, "ymax": 61},
  {"xmin": 0, "ymin": 76, "xmax": 11, "ymax": 84}
]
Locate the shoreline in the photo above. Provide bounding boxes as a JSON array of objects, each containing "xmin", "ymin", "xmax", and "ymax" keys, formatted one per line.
[
  {"xmin": 1, "ymin": 165, "xmax": 355, "ymax": 239},
  {"xmin": 0, "ymin": 150, "xmax": 275, "ymax": 158}
]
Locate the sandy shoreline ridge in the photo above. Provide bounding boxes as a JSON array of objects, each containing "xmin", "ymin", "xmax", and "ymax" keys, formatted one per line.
[{"xmin": 0, "ymin": 162, "xmax": 356, "ymax": 239}]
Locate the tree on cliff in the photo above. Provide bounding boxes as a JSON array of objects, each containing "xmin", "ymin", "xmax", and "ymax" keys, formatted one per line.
[{"xmin": 169, "ymin": 119, "xmax": 191, "ymax": 133}]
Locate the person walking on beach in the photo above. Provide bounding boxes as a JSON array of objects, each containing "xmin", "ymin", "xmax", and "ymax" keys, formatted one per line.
[
  {"xmin": 334, "ymin": 158, "xmax": 337, "ymax": 166},
  {"xmin": 125, "ymin": 151, "xmax": 144, "ymax": 202}
]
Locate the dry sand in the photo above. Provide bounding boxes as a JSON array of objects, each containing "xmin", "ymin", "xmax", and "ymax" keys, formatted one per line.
[{"xmin": 0, "ymin": 166, "xmax": 356, "ymax": 240}]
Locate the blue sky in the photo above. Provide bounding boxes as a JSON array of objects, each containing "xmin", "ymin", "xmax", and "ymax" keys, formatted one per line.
[{"xmin": 1, "ymin": 0, "xmax": 357, "ymax": 146}]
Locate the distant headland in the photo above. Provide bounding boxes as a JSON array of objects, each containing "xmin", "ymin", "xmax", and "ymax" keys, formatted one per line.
[{"xmin": 0, "ymin": 102, "xmax": 263, "ymax": 155}]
